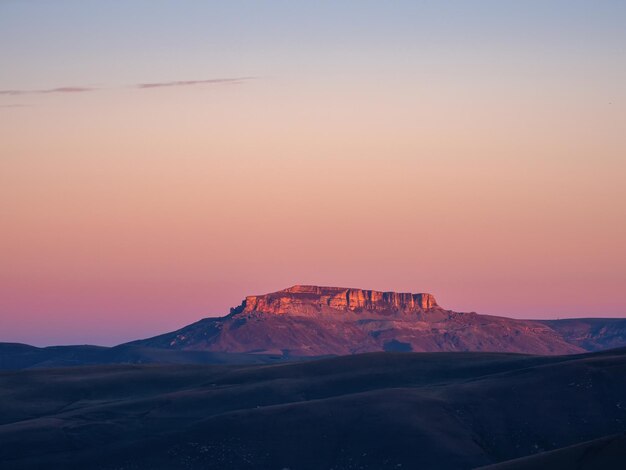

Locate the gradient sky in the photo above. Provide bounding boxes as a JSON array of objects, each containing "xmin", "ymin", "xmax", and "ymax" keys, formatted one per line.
[{"xmin": 1, "ymin": 1, "xmax": 625, "ymax": 346}]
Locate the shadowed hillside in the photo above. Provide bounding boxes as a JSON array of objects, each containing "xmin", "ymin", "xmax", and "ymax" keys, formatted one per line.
[
  {"xmin": 539, "ymin": 318, "xmax": 626, "ymax": 351},
  {"xmin": 478, "ymin": 432, "xmax": 626, "ymax": 470},
  {"xmin": 1, "ymin": 348, "xmax": 625, "ymax": 469}
]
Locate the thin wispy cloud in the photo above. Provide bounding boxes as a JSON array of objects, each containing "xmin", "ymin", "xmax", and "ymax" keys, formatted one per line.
[
  {"xmin": 136, "ymin": 77, "xmax": 255, "ymax": 89},
  {"xmin": 0, "ymin": 87, "xmax": 96, "ymax": 96},
  {"xmin": 0, "ymin": 77, "xmax": 256, "ymax": 97},
  {"xmin": 0, "ymin": 104, "xmax": 29, "ymax": 108},
  {"xmin": 42, "ymin": 87, "xmax": 96, "ymax": 94}
]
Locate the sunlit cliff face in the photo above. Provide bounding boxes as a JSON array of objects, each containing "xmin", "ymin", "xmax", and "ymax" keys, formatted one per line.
[{"xmin": 242, "ymin": 285, "xmax": 438, "ymax": 315}]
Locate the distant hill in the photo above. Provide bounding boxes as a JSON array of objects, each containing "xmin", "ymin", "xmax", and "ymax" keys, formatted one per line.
[
  {"xmin": 128, "ymin": 285, "xmax": 626, "ymax": 356},
  {"xmin": 1, "ymin": 348, "xmax": 625, "ymax": 469},
  {"xmin": 538, "ymin": 318, "xmax": 626, "ymax": 351},
  {"xmin": 0, "ymin": 342, "xmax": 302, "ymax": 370},
  {"xmin": 3, "ymin": 285, "xmax": 625, "ymax": 370}
]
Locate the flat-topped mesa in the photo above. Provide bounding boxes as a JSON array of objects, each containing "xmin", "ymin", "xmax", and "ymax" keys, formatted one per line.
[{"xmin": 241, "ymin": 285, "xmax": 439, "ymax": 315}]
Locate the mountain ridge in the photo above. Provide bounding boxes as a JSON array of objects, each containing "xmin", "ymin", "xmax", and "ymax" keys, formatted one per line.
[
  {"xmin": 3, "ymin": 285, "xmax": 625, "ymax": 367},
  {"xmin": 130, "ymin": 284, "xmax": 621, "ymax": 356}
]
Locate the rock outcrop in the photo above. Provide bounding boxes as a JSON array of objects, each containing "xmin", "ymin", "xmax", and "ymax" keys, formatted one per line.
[{"xmin": 241, "ymin": 285, "xmax": 439, "ymax": 315}]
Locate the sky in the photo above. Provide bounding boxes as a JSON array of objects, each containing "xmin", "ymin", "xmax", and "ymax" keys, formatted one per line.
[{"xmin": 1, "ymin": 1, "xmax": 625, "ymax": 346}]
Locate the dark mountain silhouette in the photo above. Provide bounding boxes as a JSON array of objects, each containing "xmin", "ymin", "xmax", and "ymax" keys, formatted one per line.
[{"xmin": 1, "ymin": 348, "xmax": 626, "ymax": 469}]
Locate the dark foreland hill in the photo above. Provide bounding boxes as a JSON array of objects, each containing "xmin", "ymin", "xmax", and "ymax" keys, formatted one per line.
[
  {"xmin": 129, "ymin": 285, "xmax": 626, "ymax": 356},
  {"xmin": 2, "ymin": 349, "xmax": 626, "ymax": 469}
]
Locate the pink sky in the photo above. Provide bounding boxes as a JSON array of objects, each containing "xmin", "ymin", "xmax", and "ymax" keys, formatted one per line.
[
  {"xmin": 1, "ymin": 81, "xmax": 624, "ymax": 346},
  {"xmin": 1, "ymin": 2, "xmax": 625, "ymax": 346}
]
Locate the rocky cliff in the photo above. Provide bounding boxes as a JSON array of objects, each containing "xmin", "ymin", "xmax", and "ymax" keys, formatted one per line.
[{"xmin": 241, "ymin": 285, "xmax": 439, "ymax": 315}]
